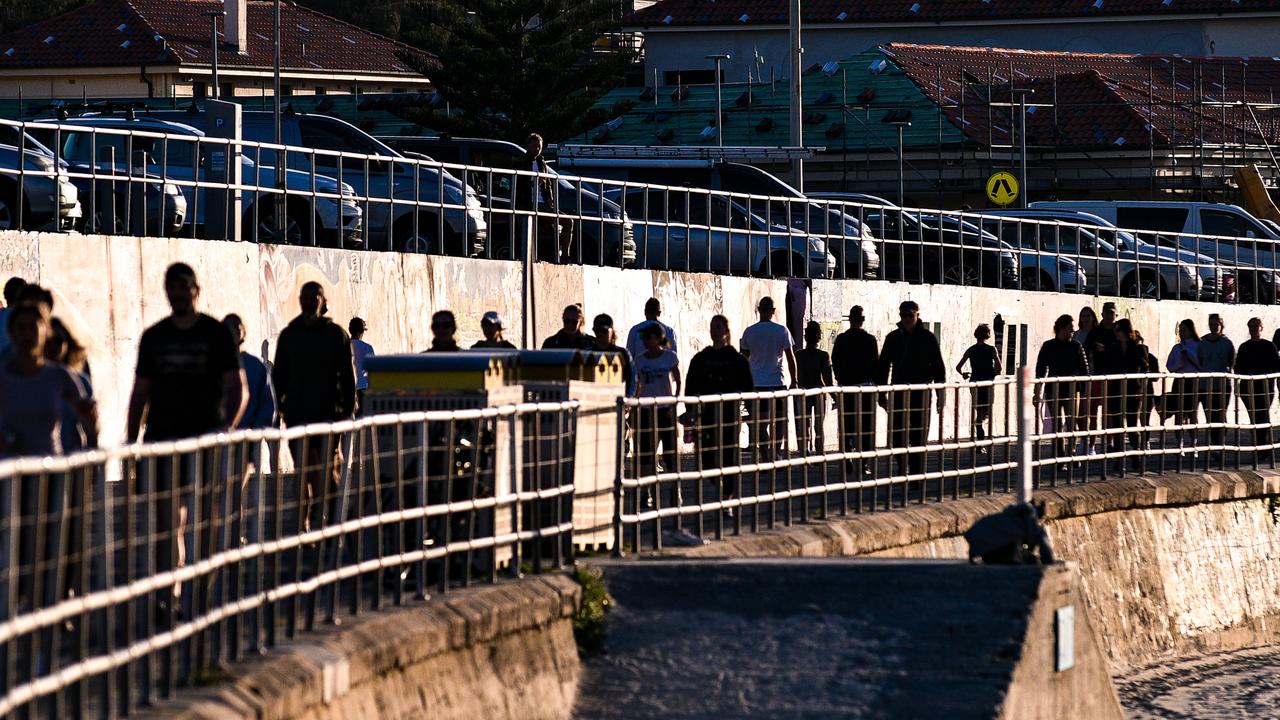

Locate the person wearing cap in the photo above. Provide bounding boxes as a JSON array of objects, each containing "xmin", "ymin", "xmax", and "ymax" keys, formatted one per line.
[
  {"xmin": 592, "ymin": 314, "xmax": 633, "ymax": 396},
  {"xmin": 831, "ymin": 305, "xmax": 879, "ymax": 475},
  {"xmin": 542, "ymin": 304, "xmax": 595, "ymax": 350},
  {"xmin": 740, "ymin": 296, "xmax": 798, "ymax": 459},
  {"xmin": 473, "ymin": 311, "xmax": 517, "ymax": 349},
  {"xmin": 350, "ymin": 317, "xmax": 375, "ymax": 415},
  {"xmin": 877, "ymin": 300, "xmax": 946, "ymax": 475},
  {"xmin": 627, "ymin": 298, "xmax": 678, "ymax": 360}
]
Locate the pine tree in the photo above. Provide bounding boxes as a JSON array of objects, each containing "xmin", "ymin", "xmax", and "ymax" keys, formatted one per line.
[
  {"xmin": 0, "ymin": 0, "xmax": 89, "ymax": 36},
  {"xmin": 399, "ymin": 0, "xmax": 634, "ymax": 143}
]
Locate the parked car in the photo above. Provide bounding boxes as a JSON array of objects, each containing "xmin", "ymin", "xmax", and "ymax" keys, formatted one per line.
[
  {"xmin": 975, "ymin": 208, "xmax": 1229, "ymax": 301},
  {"xmin": 381, "ymin": 135, "xmax": 636, "ymax": 266},
  {"xmin": 608, "ymin": 186, "xmax": 835, "ymax": 277},
  {"xmin": 143, "ymin": 110, "xmax": 485, "ymax": 256},
  {"xmin": 50, "ymin": 116, "xmax": 361, "ymax": 246},
  {"xmin": 554, "ymin": 157, "xmax": 878, "ymax": 278},
  {"xmin": 0, "ymin": 131, "xmax": 81, "ymax": 232},
  {"xmin": 18, "ymin": 122, "xmax": 186, "ymax": 237},
  {"xmin": 1031, "ymin": 200, "xmax": 1278, "ymax": 303}
]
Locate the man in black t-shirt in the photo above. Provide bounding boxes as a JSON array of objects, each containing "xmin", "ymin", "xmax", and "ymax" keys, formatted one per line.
[
  {"xmin": 686, "ymin": 315, "xmax": 754, "ymax": 506},
  {"xmin": 126, "ymin": 262, "xmax": 246, "ymax": 618},
  {"xmin": 541, "ymin": 304, "xmax": 595, "ymax": 350},
  {"xmin": 831, "ymin": 305, "xmax": 879, "ymax": 475}
]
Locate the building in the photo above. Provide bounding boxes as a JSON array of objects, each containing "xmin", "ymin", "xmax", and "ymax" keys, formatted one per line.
[
  {"xmin": 625, "ymin": 0, "xmax": 1280, "ymax": 86},
  {"xmin": 570, "ymin": 43, "xmax": 1280, "ymax": 203},
  {"xmin": 0, "ymin": 0, "xmax": 435, "ymax": 100}
]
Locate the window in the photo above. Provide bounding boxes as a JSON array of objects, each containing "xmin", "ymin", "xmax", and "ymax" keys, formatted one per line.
[
  {"xmin": 1115, "ymin": 206, "xmax": 1189, "ymax": 234},
  {"xmin": 1201, "ymin": 209, "xmax": 1265, "ymax": 239}
]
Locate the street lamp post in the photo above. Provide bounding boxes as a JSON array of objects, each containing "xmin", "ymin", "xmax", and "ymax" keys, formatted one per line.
[
  {"xmin": 1013, "ymin": 88, "xmax": 1034, "ymax": 208},
  {"xmin": 273, "ymin": 0, "xmax": 285, "ymax": 240},
  {"xmin": 788, "ymin": 0, "xmax": 803, "ymax": 189},
  {"xmin": 888, "ymin": 120, "xmax": 911, "ymax": 206},
  {"xmin": 202, "ymin": 10, "xmax": 226, "ymax": 99},
  {"xmin": 706, "ymin": 54, "xmax": 730, "ymax": 147}
]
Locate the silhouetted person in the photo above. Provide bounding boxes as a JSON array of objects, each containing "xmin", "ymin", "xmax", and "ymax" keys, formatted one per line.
[
  {"xmin": 633, "ymin": 322, "xmax": 681, "ymax": 477},
  {"xmin": 273, "ymin": 281, "xmax": 355, "ymax": 532},
  {"xmin": 521, "ymin": 133, "xmax": 572, "ymax": 262},
  {"xmin": 1034, "ymin": 314, "xmax": 1089, "ymax": 466},
  {"xmin": 1235, "ymin": 317, "xmax": 1280, "ymax": 461},
  {"xmin": 878, "ymin": 301, "xmax": 945, "ymax": 475},
  {"xmin": 591, "ymin": 314, "xmax": 633, "ymax": 396},
  {"xmin": 740, "ymin": 296, "xmax": 798, "ymax": 459},
  {"xmin": 1199, "ymin": 313, "xmax": 1235, "ymax": 458},
  {"xmin": 350, "ymin": 317, "xmax": 375, "ymax": 414},
  {"xmin": 473, "ymin": 311, "xmax": 517, "ymax": 349},
  {"xmin": 426, "ymin": 310, "xmax": 460, "ymax": 352},
  {"xmin": 795, "ymin": 321, "xmax": 833, "ymax": 453},
  {"xmin": 542, "ymin": 304, "xmax": 595, "ymax": 350},
  {"xmin": 685, "ymin": 315, "xmax": 754, "ymax": 511},
  {"xmin": 0, "ymin": 275, "xmax": 27, "ymax": 357},
  {"xmin": 831, "ymin": 305, "xmax": 878, "ymax": 475},
  {"xmin": 627, "ymin": 297, "xmax": 678, "ymax": 359},
  {"xmin": 956, "ymin": 323, "xmax": 1000, "ymax": 450},
  {"xmin": 1107, "ymin": 318, "xmax": 1149, "ymax": 472},
  {"xmin": 964, "ymin": 503, "xmax": 1055, "ymax": 565}
]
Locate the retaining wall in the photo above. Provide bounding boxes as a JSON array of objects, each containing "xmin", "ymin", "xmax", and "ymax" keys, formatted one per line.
[
  {"xmin": 3, "ymin": 229, "xmax": 1276, "ymax": 444},
  {"xmin": 656, "ymin": 471, "xmax": 1280, "ymax": 674},
  {"xmin": 134, "ymin": 575, "xmax": 582, "ymax": 720}
]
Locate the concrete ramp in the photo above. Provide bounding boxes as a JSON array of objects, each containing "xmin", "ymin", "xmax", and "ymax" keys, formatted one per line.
[{"xmin": 574, "ymin": 559, "xmax": 1121, "ymax": 720}]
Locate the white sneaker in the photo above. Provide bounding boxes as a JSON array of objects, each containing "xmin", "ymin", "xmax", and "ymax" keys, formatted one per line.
[{"xmin": 1087, "ymin": 446, "xmax": 1098, "ymax": 457}]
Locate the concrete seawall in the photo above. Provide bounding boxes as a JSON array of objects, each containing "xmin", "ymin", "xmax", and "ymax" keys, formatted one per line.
[
  {"xmin": 656, "ymin": 472, "xmax": 1280, "ymax": 675},
  {"xmin": 2, "ymin": 229, "xmax": 1275, "ymax": 444},
  {"xmin": 135, "ymin": 576, "xmax": 582, "ymax": 720}
]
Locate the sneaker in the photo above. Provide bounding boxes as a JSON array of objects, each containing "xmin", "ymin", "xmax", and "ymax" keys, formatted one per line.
[{"xmin": 1087, "ymin": 447, "xmax": 1098, "ymax": 457}]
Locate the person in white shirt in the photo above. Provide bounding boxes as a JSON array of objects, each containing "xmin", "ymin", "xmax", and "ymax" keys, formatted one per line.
[
  {"xmin": 739, "ymin": 296, "xmax": 798, "ymax": 459},
  {"xmin": 626, "ymin": 297, "xmax": 678, "ymax": 361},
  {"xmin": 633, "ymin": 322, "xmax": 682, "ymax": 476},
  {"xmin": 349, "ymin": 317, "xmax": 375, "ymax": 416}
]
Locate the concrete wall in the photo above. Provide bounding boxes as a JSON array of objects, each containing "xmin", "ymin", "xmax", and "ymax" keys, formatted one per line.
[
  {"xmin": 135, "ymin": 575, "xmax": 582, "ymax": 720},
  {"xmin": 3, "ymin": 228, "xmax": 1277, "ymax": 445}
]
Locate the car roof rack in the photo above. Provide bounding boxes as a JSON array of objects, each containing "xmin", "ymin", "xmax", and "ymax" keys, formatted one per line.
[{"xmin": 553, "ymin": 144, "xmax": 822, "ymax": 162}]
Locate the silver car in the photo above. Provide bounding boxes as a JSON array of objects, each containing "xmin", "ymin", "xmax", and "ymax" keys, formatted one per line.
[
  {"xmin": 614, "ymin": 187, "xmax": 835, "ymax": 278},
  {"xmin": 0, "ymin": 142, "xmax": 81, "ymax": 231}
]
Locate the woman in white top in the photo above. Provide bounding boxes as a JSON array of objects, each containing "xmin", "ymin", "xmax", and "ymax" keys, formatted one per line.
[{"xmin": 633, "ymin": 323, "xmax": 681, "ymax": 476}]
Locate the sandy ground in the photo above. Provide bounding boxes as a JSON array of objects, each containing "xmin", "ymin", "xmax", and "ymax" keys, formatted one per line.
[{"xmin": 1117, "ymin": 645, "xmax": 1280, "ymax": 719}]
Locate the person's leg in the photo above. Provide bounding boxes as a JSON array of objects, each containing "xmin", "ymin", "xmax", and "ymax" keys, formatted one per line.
[
  {"xmin": 770, "ymin": 394, "xmax": 788, "ymax": 457},
  {"xmin": 657, "ymin": 407, "xmax": 678, "ymax": 474},
  {"xmin": 888, "ymin": 391, "xmax": 908, "ymax": 474},
  {"xmin": 858, "ymin": 393, "xmax": 876, "ymax": 473},
  {"xmin": 906, "ymin": 390, "xmax": 929, "ymax": 475},
  {"xmin": 810, "ymin": 396, "xmax": 826, "ymax": 451}
]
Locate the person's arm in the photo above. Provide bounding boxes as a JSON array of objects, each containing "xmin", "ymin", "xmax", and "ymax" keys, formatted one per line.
[
  {"xmin": 830, "ymin": 336, "xmax": 846, "ymax": 385},
  {"xmin": 784, "ymin": 347, "xmax": 798, "ymax": 389},
  {"xmin": 223, "ymin": 369, "xmax": 248, "ymax": 430},
  {"xmin": 258, "ymin": 368, "xmax": 278, "ymax": 427},
  {"xmin": 821, "ymin": 354, "xmax": 833, "ymax": 387},
  {"xmin": 272, "ymin": 332, "xmax": 290, "ymax": 411},
  {"xmin": 65, "ymin": 371, "xmax": 98, "ymax": 448},
  {"xmin": 126, "ymin": 377, "xmax": 150, "ymax": 443},
  {"xmin": 992, "ymin": 348, "xmax": 1002, "ymax": 375},
  {"xmin": 877, "ymin": 334, "xmax": 894, "ymax": 385},
  {"xmin": 955, "ymin": 347, "xmax": 970, "ymax": 375},
  {"xmin": 670, "ymin": 357, "xmax": 682, "ymax": 396}
]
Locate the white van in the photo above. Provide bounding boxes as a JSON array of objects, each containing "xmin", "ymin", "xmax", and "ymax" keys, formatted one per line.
[{"xmin": 1030, "ymin": 200, "xmax": 1279, "ymax": 303}]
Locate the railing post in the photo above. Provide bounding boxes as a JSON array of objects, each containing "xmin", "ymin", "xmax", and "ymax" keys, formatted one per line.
[
  {"xmin": 1017, "ymin": 365, "xmax": 1034, "ymax": 505},
  {"xmin": 612, "ymin": 396, "xmax": 626, "ymax": 558}
]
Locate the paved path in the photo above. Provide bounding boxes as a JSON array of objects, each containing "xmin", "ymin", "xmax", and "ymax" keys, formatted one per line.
[{"xmin": 1117, "ymin": 645, "xmax": 1280, "ymax": 719}]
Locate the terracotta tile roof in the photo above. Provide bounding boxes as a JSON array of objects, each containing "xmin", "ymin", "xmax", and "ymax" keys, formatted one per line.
[
  {"xmin": 885, "ymin": 42, "xmax": 1280, "ymax": 148},
  {"xmin": 628, "ymin": 0, "xmax": 1280, "ymax": 28},
  {"xmin": 0, "ymin": 0, "xmax": 434, "ymax": 75}
]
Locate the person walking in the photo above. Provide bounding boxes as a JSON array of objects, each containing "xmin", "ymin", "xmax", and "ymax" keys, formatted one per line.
[
  {"xmin": 43, "ymin": 317, "xmax": 95, "ymax": 454},
  {"xmin": 542, "ymin": 304, "xmax": 595, "ymax": 350},
  {"xmin": 0, "ymin": 276, "xmax": 27, "ymax": 358},
  {"xmin": 1107, "ymin": 318, "xmax": 1149, "ymax": 472},
  {"xmin": 273, "ymin": 281, "xmax": 356, "ymax": 532},
  {"xmin": 426, "ymin": 310, "xmax": 460, "ymax": 352},
  {"xmin": 627, "ymin": 298, "xmax": 678, "ymax": 360},
  {"xmin": 521, "ymin": 133, "xmax": 572, "ymax": 262},
  {"xmin": 1073, "ymin": 306, "xmax": 1102, "ymax": 451},
  {"xmin": 223, "ymin": 314, "xmax": 276, "ymax": 432},
  {"xmin": 473, "ymin": 311, "xmax": 517, "ymax": 349},
  {"xmin": 795, "ymin": 321, "xmax": 833, "ymax": 453},
  {"xmin": 591, "ymin": 314, "xmax": 633, "ymax": 396},
  {"xmin": 831, "ymin": 305, "xmax": 879, "ymax": 476},
  {"xmin": 349, "ymin": 317, "xmax": 375, "ymax": 414},
  {"xmin": 633, "ymin": 323, "xmax": 682, "ymax": 477},
  {"xmin": 877, "ymin": 300, "xmax": 946, "ymax": 475},
  {"xmin": 1199, "ymin": 313, "xmax": 1236, "ymax": 459},
  {"xmin": 1034, "ymin": 314, "xmax": 1089, "ymax": 468},
  {"xmin": 740, "ymin": 296, "xmax": 798, "ymax": 460},
  {"xmin": 1234, "ymin": 317, "xmax": 1280, "ymax": 461},
  {"xmin": 956, "ymin": 323, "xmax": 1001, "ymax": 451},
  {"xmin": 127, "ymin": 263, "xmax": 246, "ymax": 621},
  {"xmin": 1165, "ymin": 319, "xmax": 1203, "ymax": 456},
  {"xmin": 685, "ymin": 315, "xmax": 754, "ymax": 509},
  {"xmin": 2, "ymin": 305, "xmax": 96, "ymax": 458}
]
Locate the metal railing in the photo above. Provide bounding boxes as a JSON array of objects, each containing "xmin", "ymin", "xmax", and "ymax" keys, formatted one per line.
[
  {"xmin": 3, "ymin": 116, "xmax": 1280, "ymax": 302},
  {"xmin": 617, "ymin": 369, "xmax": 1280, "ymax": 552},
  {"xmin": 0, "ymin": 401, "xmax": 578, "ymax": 718}
]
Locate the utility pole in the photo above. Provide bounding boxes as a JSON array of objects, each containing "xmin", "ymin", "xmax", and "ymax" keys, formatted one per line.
[
  {"xmin": 202, "ymin": 10, "xmax": 225, "ymax": 98},
  {"xmin": 1014, "ymin": 88, "xmax": 1034, "ymax": 208},
  {"xmin": 788, "ymin": 0, "xmax": 803, "ymax": 189},
  {"xmin": 889, "ymin": 119, "xmax": 911, "ymax": 206},
  {"xmin": 273, "ymin": 0, "xmax": 285, "ymax": 240}
]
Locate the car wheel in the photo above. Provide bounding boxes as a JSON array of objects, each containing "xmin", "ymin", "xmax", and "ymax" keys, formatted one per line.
[
  {"xmin": 1021, "ymin": 271, "xmax": 1056, "ymax": 292},
  {"xmin": 395, "ymin": 214, "xmax": 440, "ymax": 253},
  {"xmin": 942, "ymin": 263, "xmax": 981, "ymax": 286},
  {"xmin": 245, "ymin": 202, "xmax": 311, "ymax": 244},
  {"xmin": 0, "ymin": 189, "xmax": 16, "ymax": 231},
  {"xmin": 1121, "ymin": 272, "xmax": 1161, "ymax": 299},
  {"xmin": 758, "ymin": 250, "xmax": 806, "ymax": 278}
]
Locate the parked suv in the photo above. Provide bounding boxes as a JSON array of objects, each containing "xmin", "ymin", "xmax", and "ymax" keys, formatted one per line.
[
  {"xmin": 382, "ymin": 135, "xmax": 636, "ymax": 266},
  {"xmin": 555, "ymin": 156, "xmax": 879, "ymax": 278},
  {"xmin": 51, "ymin": 116, "xmax": 361, "ymax": 246},
  {"xmin": 145, "ymin": 111, "xmax": 486, "ymax": 256},
  {"xmin": 0, "ymin": 130, "xmax": 81, "ymax": 232},
  {"xmin": 609, "ymin": 186, "xmax": 835, "ymax": 277},
  {"xmin": 1032, "ymin": 200, "xmax": 1278, "ymax": 303},
  {"xmin": 975, "ymin": 209, "xmax": 1227, "ymax": 301}
]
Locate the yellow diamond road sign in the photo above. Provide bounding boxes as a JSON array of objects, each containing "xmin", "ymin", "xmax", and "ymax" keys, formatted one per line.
[{"xmin": 986, "ymin": 171, "xmax": 1019, "ymax": 206}]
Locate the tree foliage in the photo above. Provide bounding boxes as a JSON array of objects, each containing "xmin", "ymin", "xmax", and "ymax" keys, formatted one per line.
[
  {"xmin": 0, "ymin": 0, "xmax": 88, "ymax": 36},
  {"xmin": 399, "ymin": 0, "xmax": 634, "ymax": 143}
]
